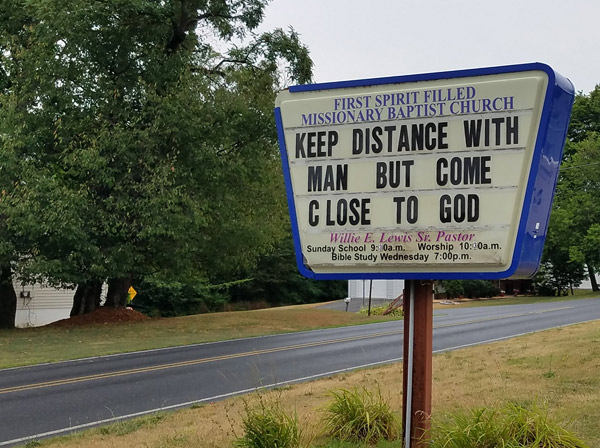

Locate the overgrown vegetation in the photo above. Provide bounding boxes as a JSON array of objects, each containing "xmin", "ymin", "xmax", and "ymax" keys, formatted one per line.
[
  {"xmin": 0, "ymin": 0, "xmax": 315, "ymax": 327},
  {"xmin": 439, "ymin": 280, "xmax": 499, "ymax": 299},
  {"xmin": 358, "ymin": 305, "xmax": 403, "ymax": 317},
  {"xmin": 431, "ymin": 403, "xmax": 588, "ymax": 448},
  {"xmin": 132, "ymin": 239, "xmax": 348, "ymax": 317},
  {"xmin": 322, "ymin": 387, "xmax": 400, "ymax": 445},
  {"xmin": 236, "ymin": 397, "xmax": 301, "ymax": 448}
]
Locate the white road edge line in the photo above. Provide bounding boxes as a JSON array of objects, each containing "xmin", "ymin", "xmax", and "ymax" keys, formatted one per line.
[
  {"xmin": 0, "ymin": 357, "xmax": 404, "ymax": 447},
  {"xmin": 2, "ymin": 318, "xmax": 598, "ymax": 447}
]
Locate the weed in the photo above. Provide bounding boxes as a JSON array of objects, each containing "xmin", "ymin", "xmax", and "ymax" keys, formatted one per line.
[
  {"xmin": 503, "ymin": 403, "xmax": 587, "ymax": 447},
  {"xmin": 322, "ymin": 386, "xmax": 400, "ymax": 445},
  {"xmin": 24, "ymin": 441, "xmax": 42, "ymax": 448},
  {"xmin": 235, "ymin": 396, "xmax": 301, "ymax": 448},
  {"xmin": 430, "ymin": 403, "xmax": 588, "ymax": 447},
  {"xmin": 358, "ymin": 306, "xmax": 403, "ymax": 317},
  {"xmin": 96, "ymin": 413, "xmax": 166, "ymax": 437}
]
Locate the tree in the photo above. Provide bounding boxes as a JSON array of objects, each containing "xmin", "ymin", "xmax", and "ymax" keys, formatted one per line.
[
  {"xmin": 439, "ymin": 280, "xmax": 463, "ymax": 300},
  {"xmin": 536, "ymin": 208, "xmax": 586, "ymax": 296},
  {"xmin": 0, "ymin": 0, "xmax": 313, "ymax": 326},
  {"xmin": 553, "ymin": 134, "xmax": 600, "ymax": 291},
  {"xmin": 229, "ymin": 233, "xmax": 348, "ymax": 307},
  {"xmin": 566, "ymin": 85, "xmax": 600, "ymax": 145},
  {"xmin": 541, "ymin": 86, "xmax": 600, "ymax": 293}
]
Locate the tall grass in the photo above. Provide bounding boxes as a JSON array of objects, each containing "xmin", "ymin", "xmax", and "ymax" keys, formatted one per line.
[
  {"xmin": 322, "ymin": 387, "xmax": 400, "ymax": 445},
  {"xmin": 235, "ymin": 397, "xmax": 301, "ymax": 448},
  {"xmin": 430, "ymin": 403, "xmax": 588, "ymax": 448},
  {"xmin": 358, "ymin": 305, "xmax": 403, "ymax": 317}
]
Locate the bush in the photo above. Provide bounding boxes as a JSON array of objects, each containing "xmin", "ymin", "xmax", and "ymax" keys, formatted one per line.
[
  {"xmin": 229, "ymin": 236, "xmax": 348, "ymax": 306},
  {"xmin": 132, "ymin": 276, "xmax": 230, "ymax": 317},
  {"xmin": 503, "ymin": 403, "xmax": 587, "ymax": 447},
  {"xmin": 431, "ymin": 403, "xmax": 588, "ymax": 448},
  {"xmin": 322, "ymin": 387, "xmax": 400, "ymax": 445},
  {"xmin": 440, "ymin": 280, "xmax": 464, "ymax": 299},
  {"xmin": 358, "ymin": 305, "xmax": 403, "ymax": 317},
  {"xmin": 462, "ymin": 280, "xmax": 500, "ymax": 299},
  {"xmin": 235, "ymin": 398, "xmax": 301, "ymax": 448}
]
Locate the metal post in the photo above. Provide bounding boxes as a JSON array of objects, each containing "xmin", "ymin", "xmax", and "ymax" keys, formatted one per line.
[
  {"xmin": 404, "ymin": 280, "xmax": 415, "ymax": 448},
  {"xmin": 362, "ymin": 279, "xmax": 366, "ymax": 307},
  {"xmin": 403, "ymin": 280, "xmax": 433, "ymax": 447},
  {"xmin": 367, "ymin": 279, "xmax": 373, "ymax": 316}
]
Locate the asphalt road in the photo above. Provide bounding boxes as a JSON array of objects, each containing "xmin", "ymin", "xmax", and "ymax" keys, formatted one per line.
[{"xmin": 1, "ymin": 298, "xmax": 600, "ymax": 446}]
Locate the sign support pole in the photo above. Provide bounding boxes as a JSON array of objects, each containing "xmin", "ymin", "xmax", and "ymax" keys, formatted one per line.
[{"xmin": 402, "ymin": 280, "xmax": 433, "ymax": 447}]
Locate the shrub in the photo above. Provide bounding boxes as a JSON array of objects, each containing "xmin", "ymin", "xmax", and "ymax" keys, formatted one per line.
[
  {"xmin": 322, "ymin": 387, "xmax": 400, "ymax": 445},
  {"xmin": 235, "ymin": 398, "xmax": 301, "ymax": 448},
  {"xmin": 503, "ymin": 403, "xmax": 588, "ymax": 447},
  {"xmin": 440, "ymin": 280, "xmax": 464, "ymax": 299},
  {"xmin": 462, "ymin": 280, "xmax": 500, "ymax": 299},
  {"xmin": 430, "ymin": 407, "xmax": 506, "ymax": 447},
  {"xmin": 132, "ymin": 276, "xmax": 230, "ymax": 317},
  {"xmin": 358, "ymin": 305, "xmax": 403, "ymax": 317},
  {"xmin": 431, "ymin": 403, "xmax": 588, "ymax": 448}
]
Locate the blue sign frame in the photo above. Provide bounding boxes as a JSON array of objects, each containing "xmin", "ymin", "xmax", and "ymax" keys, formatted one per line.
[{"xmin": 275, "ymin": 63, "xmax": 574, "ymax": 280}]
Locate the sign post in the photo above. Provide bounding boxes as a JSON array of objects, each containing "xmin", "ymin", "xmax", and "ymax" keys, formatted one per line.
[
  {"xmin": 402, "ymin": 280, "xmax": 433, "ymax": 447},
  {"xmin": 275, "ymin": 63, "xmax": 574, "ymax": 446}
]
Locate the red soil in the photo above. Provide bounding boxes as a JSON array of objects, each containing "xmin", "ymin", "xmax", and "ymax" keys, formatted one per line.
[{"xmin": 47, "ymin": 307, "xmax": 149, "ymax": 328}]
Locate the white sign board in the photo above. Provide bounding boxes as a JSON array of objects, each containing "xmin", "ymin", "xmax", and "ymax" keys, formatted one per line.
[{"xmin": 275, "ymin": 64, "xmax": 574, "ymax": 279}]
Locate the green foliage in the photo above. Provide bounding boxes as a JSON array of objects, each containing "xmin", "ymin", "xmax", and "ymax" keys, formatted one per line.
[
  {"xmin": 322, "ymin": 387, "xmax": 400, "ymax": 445},
  {"xmin": 439, "ymin": 280, "xmax": 498, "ymax": 299},
  {"xmin": 431, "ymin": 403, "xmax": 588, "ymax": 448},
  {"xmin": 358, "ymin": 305, "xmax": 403, "ymax": 317},
  {"xmin": 131, "ymin": 276, "xmax": 231, "ymax": 317},
  {"xmin": 540, "ymin": 86, "xmax": 600, "ymax": 294},
  {"xmin": 235, "ymin": 397, "xmax": 301, "ymax": 448},
  {"xmin": 96, "ymin": 413, "xmax": 166, "ymax": 437},
  {"xmin": 440, "ymin": 280, "xmax": 464, "ymax": 299},
  {"xmin": 461, "ymin": 280, "xmax": 500, "ymax": 299},
  {"xmin": 566, "ymin": 86, "xmax": 600, "ymax": 145},
  {"xmin": 23, "ymin": 442, "xmax": 42, "ymax": 448},
  {"xmin": 230, "ymin": 235, "xmax": 347, "ymax": 306},
  {"xmin": 0, "ymin": 0, "xmax": 314, "ymax": 322}
]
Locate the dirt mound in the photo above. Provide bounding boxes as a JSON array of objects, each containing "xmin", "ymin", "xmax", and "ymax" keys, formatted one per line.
[{"xmin": 47, "ymin": 307, "xmax": 149, "ymax": 328}]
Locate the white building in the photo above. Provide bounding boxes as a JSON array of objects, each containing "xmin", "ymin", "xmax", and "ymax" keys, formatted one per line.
[
  {"xmin": 14, "ymin": 282, "xmax": 74, "ymax": 328},
  {"xmin": 348, "ymin": 279, "xmax": 405, "ymax": 304}
]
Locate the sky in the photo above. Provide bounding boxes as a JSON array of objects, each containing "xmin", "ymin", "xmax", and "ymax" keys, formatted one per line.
[{"xmin": 259, "ymin": 0, "xmax": 599, "ymax": 94}]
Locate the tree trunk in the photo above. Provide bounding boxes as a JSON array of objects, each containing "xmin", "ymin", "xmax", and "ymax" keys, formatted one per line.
[
  {"xmin": 70, "ymin": 284, "xmax": 84, "ymax": 317},
  {"xmin": 70, "ymin": 281, "xmax": 102, "ymax": 316},
  {"xmin": 104, "ymin": 277, "xmax": 131, "ymax": 308},
  {"xmin": 587, "ymin": 264, "xmax": 599, "ymax": 291},
  {"xmin": 0, "ymin": 265, "xmax": 17, "ymax": 329}
]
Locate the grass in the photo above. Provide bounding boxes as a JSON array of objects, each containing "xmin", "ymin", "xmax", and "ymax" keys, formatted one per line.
[
  {"xmin": 322, "ymin": 387, "xmax": 400, "ymax": 444},
  {"xmin": 235, "ymin": 395, "xmax": 301, "ymax": 448},
  {"xmin": 25, "ymin": 318, "xmax": 600, "ymax": 447},
  {"xmin": 430, "ymin": 403, "xmax": 588, "ymax": 447},
  {"xmin": 358, "ymin": 305, "xmax": 403, "ymax": 317},
  {"xmin": 435, "ymin": 289, "xmax": 599, "ymax": 309},
  {"xmin": 0, "ymin": 304, "xmax": 394, "ymax": 368}
]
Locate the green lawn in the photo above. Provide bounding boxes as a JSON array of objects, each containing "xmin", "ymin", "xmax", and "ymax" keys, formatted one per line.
[
  {"xmin": 436, "ymin": 288, "xmax": 599, "ymax": 308},
  {"xmin": 0, "ymin": 304, "xmax": 394, "ymax": 368}
]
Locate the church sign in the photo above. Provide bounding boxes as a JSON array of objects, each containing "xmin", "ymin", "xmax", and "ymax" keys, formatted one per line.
[{"xmin": 275, "ymin": 63, "xmax": 574, "ymax": 279}]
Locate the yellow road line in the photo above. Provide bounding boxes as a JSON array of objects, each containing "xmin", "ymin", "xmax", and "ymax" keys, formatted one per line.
[
  {"xmin": 0, "ymin": 306, "xmax": 572, "ymax": 395},
  {"xmin": 0, "ymin": 330, "xmax": 400, "ymax": 395}
]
